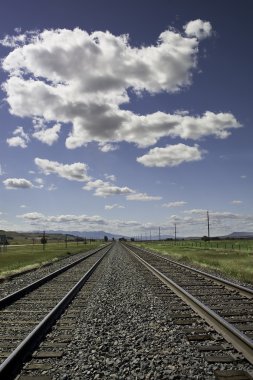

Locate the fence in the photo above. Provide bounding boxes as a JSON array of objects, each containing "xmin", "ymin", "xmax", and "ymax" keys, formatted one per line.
[{"xmin": 143, "ymin": 239, "xmax": 253, "ymax": 252}]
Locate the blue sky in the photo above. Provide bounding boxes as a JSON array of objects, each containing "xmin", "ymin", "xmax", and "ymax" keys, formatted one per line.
[{"xmin": 0, "ymin": 0, "xmax": 252, "ymax": 237}]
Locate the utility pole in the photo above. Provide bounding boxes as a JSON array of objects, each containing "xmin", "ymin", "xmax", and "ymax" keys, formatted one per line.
[
  {"xmin": 174, "ymin": 223, "xmax": 177, "ymax": 242},
  {"xmin": 150, "ymin": 230, "xmax": 151, "ymax": 241},
  {"xmin": 207, "ymin": 211, "xmax": 210, "ymax": 239},
  {"xmin": 158, "ymin": 227, "xmax": 161, "ymax": 241}
]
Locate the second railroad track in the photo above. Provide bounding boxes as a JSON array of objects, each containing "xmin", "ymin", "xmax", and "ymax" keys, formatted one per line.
[
  {"xmin": 0, "ymin": 243, "xmax": 112, "ymax": 379},
  {"xmin": 124, "ymin": 243, "xmax": 253, "ymax": 366}
]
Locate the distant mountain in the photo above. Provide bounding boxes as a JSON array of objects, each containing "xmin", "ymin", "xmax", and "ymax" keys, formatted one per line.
[
  {"xmin": 3, "ymin": 229, "xmax": 253, "ymax": 243},
  {"xmin": 46, "ymin": 230, "xmax": 127, "ymax": 240},
  {"xmin": 40, "ymin": 231, "xmax": 174, "ymax": 240},
  {"xmin": 225, "ymin": 232, "xmax": 253, "ymax": 238}
]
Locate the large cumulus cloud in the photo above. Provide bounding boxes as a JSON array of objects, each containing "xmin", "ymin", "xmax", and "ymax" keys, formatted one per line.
[{"xmin": 1, "ymin": 22, "xmax": 241, "ymax": 151}]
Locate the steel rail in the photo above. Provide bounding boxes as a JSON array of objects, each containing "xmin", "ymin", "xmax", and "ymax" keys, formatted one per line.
[
  {"xmin": 0, "ymin": 244, "xmax": 112, "ymax": 380},
  {"xmin": 0, "ymin": 243, "xmax": 111, "ymax": 309},
  {"xmin": 128, "ymin": 243, "xmax": 253, "ymax": 298},
  {"xmin": 124, "ymin": 244, "xmax": 253, "ymax": 365}
]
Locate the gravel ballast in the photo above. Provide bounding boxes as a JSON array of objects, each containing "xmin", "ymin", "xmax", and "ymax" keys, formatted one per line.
[{"xmin": 16, "ymin": 242, "xmax": 253, "ymax": 379}]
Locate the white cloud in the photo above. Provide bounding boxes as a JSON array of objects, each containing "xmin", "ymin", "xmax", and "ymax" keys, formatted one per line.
[
  {"xmin": 83, "ymin": 179, "xmax": 161, "ymax": 200},
  {"xmin": 99, "ymin": 143, "xmax": 119, "ymax": 152},
  {"xmin": 16, "ymin": 211, "xmax": 149, "ymax": 234},
  {"xmin": 14, "ymin": 209, "xmax": 253, "ymax": 237},
  {"xmin": 6, "ymin": 136, "xmax": 28, "ymax": 148},
  {"xmin": 2, "ymin": 26, "xmax": 200, "ymax": 93},
  {"xmin": 126, "ymin": 192, "xmax": 162, "ymax": 201},
  {"xmin": 0, "ymin": 164, "xmax": 3, "ymax": 175},
  {"xmin": 231, "ymin": 200, "xmax": 243, "ymax": 204},
  {"xmin": 2, "ymin": 24, "xmax": 240, "ymax": 150},
  {"xmin": 163, "ymin": 201, "xmax": 188, "ymax": 208},
  {"xmin": 184, "ymin": 19, "xmax": 212, "ymax": 40},
  {"xmin": 83, "ymin": 179, "xmax": 134, "ymax": 197},
  {"xmin": 0, "ymin": 33, "xmax": 27, "ymax": 47},
  {"xmin": 240, "ymin": 175, "xmax": 247, "ymax": 179},
  {"xmin": 184, "ymin": 209, "xmax": 207, "ymax": 214},
  {"xmin": 114, "ymin": 220, "xmax": 141, "ymax": 228},
  {"xmin": 137, "ymin": 144, "xmax": 204, "ymax": 167},
  {"xmin": 104, "ymin": 173, "xmax": 116, "ymax": 182},
  {"xmin": 32, "ymin": 123, "xmax": 61, "ymax": 145},
  {"xmin": 17, "ymin": 212, "xmax": 106, "ymax": 226},
  {"xmin": 47, "ymin": 214, "xmax": 106, "ymax": 225},
  {"xmin": 35, "ymin": 178, "xmax": 44, "ymax": 185},
  {"xmin": 105, "ymin": 204, "xmax": 125, "ymax": 210},
  {"xmin": 3, "ymin": 178, "xmax": 33, "ymax": 189},
  {"xmin": 34, "ymin": 177, "xmax": 44, "ymax": 188},
  {"xmin": 6, "ymin": 126, "xmax": 30, "ymax": 148},
  {"xmin": 183, "ymin": 210, "xmax": 244, "ymax": 225},
  {"xmin": 18, "ymin": 212, "xmax": 45, "ymax": 220},
  {"xmin": 65, "ymin": 110, "xmax": 241, "ymax": 149},
  {"xmin": 35, "ymin": 158, "xmax": 90, "ymax": 182},
  {"xmin": 20, "ymin": 204, "xmax": 27, "ymax": 208},
  {"xmin": 47, "ymin": 184, "xmax": 57, "ymax": 191},
  {"xmin": 34, "ymin": 157, "xmax": 157, "ymax": 200}
]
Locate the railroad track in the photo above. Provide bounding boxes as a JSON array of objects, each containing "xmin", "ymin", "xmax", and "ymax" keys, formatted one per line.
[
  {"xmin": 0, "ymin": 243, "xmax": 112, "ymax": 379},
  {"xmin": 124, "ymin": 243, "xmax": 253, "ymax": 368}
]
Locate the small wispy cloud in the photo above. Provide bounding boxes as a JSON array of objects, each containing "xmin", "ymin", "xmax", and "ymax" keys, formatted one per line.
[
  {"xmin": 34, "ymin": 178, "xmax": 44, "ymax": 188},
  {"xmin": 163, "ymin": 201, "xmax": 188, "ymax": 208},
  {"xmin": 104, "ymin": 173, "xmax": 117, "ymax": 182},
  {"xmin": 6, "ymin": 126, "xmax": 30, "ymax": 148},
  {"xmin": 47, "ymin": 184, "xmax": 57, "ymax": 191},
  {"xmin": 33, "ymin": 123, "xmax": 61, "ymax": 145},
  {"xmin": 99, "ymin": 143, "xmax": 119, "ymax": 152},
  {"xmin": 105, "ymin": 204, "xmax": 125, "ymax": 210},
  {"xmin": 126, "ymin": 192, "xmax": 162, "ymax": 201}
]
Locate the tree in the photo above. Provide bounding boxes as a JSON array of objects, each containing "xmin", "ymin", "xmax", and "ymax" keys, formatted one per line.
[{"xmin": 104, "ymin": 235, "xmax": 108, "ymax": 242}]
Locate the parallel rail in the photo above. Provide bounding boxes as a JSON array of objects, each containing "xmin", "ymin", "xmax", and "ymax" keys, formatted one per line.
[
  {"xmin": 0, "ymin": 244, "xmax": 112, "ymax": 379},
  {"xmin": 131, "ymin": 244, "xmax": 253, "ymax": 298},
  {"xmin": 124, "ymin": 243, "xmax": 253, "ymax": 365},
  {"xmin": 0, "ymin": 243, "xmax": 110, "ymax": 308}
]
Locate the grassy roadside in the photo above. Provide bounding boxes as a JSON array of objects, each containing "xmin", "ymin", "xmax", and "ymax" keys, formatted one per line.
[
  {"xmin": 0, "ymin": 242, "xmax": 103, "ymax": 279},
  {"xmin": 135, "ymin": 241, "xmax": 253, "ymax": 285}
]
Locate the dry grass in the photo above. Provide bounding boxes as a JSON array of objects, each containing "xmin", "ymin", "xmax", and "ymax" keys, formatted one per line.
[
  {"xmin": 0, "ymin": 242, "xmax": 102, "ymax": 279},
  {"xmin": 136, "ymin": 241, "xmax": 253, "ymax": 285}
]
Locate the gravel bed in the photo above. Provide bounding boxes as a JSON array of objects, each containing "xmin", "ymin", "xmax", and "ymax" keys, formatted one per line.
[
  {"xmin": 17, "ymin": 243, "xmax": 253, "ymax": 379},
  {"xmin": 0, "ymin": 245, "xmax": 104, "ymax": 299}
]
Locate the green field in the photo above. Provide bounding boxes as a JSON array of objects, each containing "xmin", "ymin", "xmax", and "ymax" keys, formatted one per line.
[
  {"xmin": 0, "ymin": 241, "xmax": 102, "ymax": 279},
  {"xmin": 135, "ymin": 240, "xmax": 253, "ymax": 285}
]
